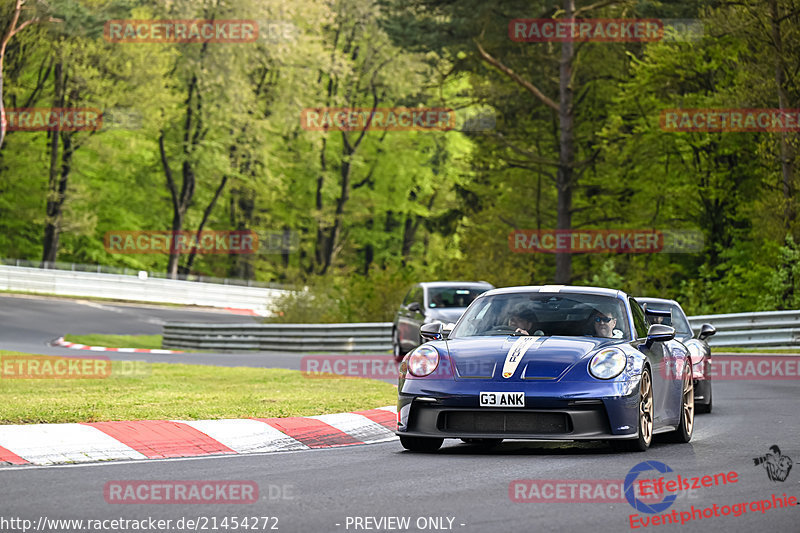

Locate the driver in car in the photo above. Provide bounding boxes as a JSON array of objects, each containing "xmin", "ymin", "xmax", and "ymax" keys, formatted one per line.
[
  {"xmin": 591, "ymin": 305, "xmax": 622, "ymax": 338},
  {"xmin": 509, "ymin": 306, "xmax": 543, "ymax": 336}
]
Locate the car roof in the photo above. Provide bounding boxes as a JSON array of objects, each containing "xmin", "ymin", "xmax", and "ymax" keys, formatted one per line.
[
  {"xmin": 482, "ymin": 285, "xmax": 626, "ymax": 299},
  {"xmin": 419, "ymin": 281, "xmax": 494, "ymax": 289},
  {"xmin": 636, "ymin": 296, "xmax": 680, "ymax": 307}
]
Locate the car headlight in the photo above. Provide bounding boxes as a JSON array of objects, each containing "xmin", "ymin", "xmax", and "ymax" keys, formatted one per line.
[
  {"xmin": 589, "ymin": 348, "xmax": 627, "ymax": 380},
  {"xmin": 407, "ymin": 345, "xmax": 440, "ymax": 377},
  {"xmin": 686, "ymin": 343, "xmax": 704, "ymax": 370}
]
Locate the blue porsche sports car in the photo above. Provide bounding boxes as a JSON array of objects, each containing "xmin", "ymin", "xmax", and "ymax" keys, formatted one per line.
[{"xmin": 396, "ymin": 285, "xmax": 694, "ymax": 452}]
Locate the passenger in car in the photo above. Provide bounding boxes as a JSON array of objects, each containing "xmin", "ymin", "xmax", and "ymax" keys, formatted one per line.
[
  {"xmin": 509, "ymin": 305, "xmax": 544, "ymax": 336},
  {"xmin": 431, "ymin": 293, "xmax": 445, "ymax": 308}
]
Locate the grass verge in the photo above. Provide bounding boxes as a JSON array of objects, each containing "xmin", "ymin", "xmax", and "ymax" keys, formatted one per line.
[
  {"xmin": 64, "ymin": 333, "xmax": 163, "ymax": 350},
  {"xmin": 0, "ymin": 352, "xmax": 396, "ymax": 424},
  {"xmin": 714, "ymin": 347, "xmax": 800, "ymax": 354}
]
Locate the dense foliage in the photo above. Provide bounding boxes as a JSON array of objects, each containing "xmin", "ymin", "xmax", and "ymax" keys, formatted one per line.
[{"xmin": 1, "ymin": 0, "xmax": 798, "ymax": 318}]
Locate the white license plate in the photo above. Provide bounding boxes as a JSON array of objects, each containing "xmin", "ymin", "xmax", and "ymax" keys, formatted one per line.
[{"xmin": 479, "ymin": 392, "xmax": 525, "ymax": 407}]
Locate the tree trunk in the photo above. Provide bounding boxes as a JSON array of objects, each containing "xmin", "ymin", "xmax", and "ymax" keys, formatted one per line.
[
  {"xmin": 768, "ymin": 0, "xmax": 795, "ymax": 235},
  {"xmin": 42, "ymin": 59, "xmax": 67, "ymax": 266},
  {"xmin": 0, "ymin": 0, "xmax": 23, "ymax": 152},
  {"xmin": 322, "ymin": 141, "xmax": 353, "ymax": 274},
  {"xmin": 401, "ymin": 215, "xmax": 418, "ymax": 265},
  {"xmin": 0, "ymin": 70, "xmax": 5, "ymax": 152},
  {"xmin": 167, "ymin": 210, "xmax": 183, "ymax": 277},
  {"xmin": 313, "ymin": 137, "xmax": 328, "ymax": 273},
  {"xmin": 281, "ymin": 226, "xmax": 292, "ymax": 270},
  {"xmin": 160, "ymin": 73, "xmax": 201, "ymax": 279},
  {"xmin": 555, "ymin": 0, "xmax": 576, "ymax": 284},
  {"xmin": 228, "ymin": 187, "xmax": 256, "ymax": 280},
  {"xmin": 401, "ymin": 190, "xmax": 420, "ymax": 264},
  {"xmin": 362, "ymin": 238, "xmax": 373, "ymax": 276},
  {"xmin": 768, "ymin": 0, "xmax": 796, "ymax": 307},
  {"xmin": 0, "ymin": 0, "xmax": 55, "ymax": 151},
  {"xmin": 160, "ymin": 133, "xmax": 193, "ymax": 279},
  {"xmin": 182, "ymin": 175, "xmax": 228, "ymax": 274}
]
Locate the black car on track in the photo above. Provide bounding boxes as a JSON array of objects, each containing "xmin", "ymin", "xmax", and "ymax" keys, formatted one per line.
[
  {"xmin": 392, "ymin": 281, "xmax": 494, "ymax": 361},
  {"xmin": 636, "ymin": 297, "xmax": 716, "ymax": 413}
]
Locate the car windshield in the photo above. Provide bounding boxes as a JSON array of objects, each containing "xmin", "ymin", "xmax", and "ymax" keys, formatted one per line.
[
  {"xmin": 450, "ymin": 292, "xmax": 630, "ymax": 339},
  {"xmin": 643, "ymin": 303, "xmax": 693, "ymax": 335},
  {"xmin": 427, "ymin": 287, "xmax": 488, "ymax": 308}
]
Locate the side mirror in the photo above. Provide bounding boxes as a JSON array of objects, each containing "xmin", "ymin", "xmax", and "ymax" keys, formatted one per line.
[
  {"xmin": 443, "ymin": 322, "xmax": 456, "ymax": 338},
  {"xmin": 645, "ymin": 324, "xmax": 675, "ymax": 348},
  {"xmin": 420, "ymin": 322, "xmax": 444, "ymax": 342},
  {"xmin": 407, "ymin": 302, "xmax": 421, "ymax": 313},
  {"xmin": 698, "ymin": 323, "xmax": 716, "ymax": 341}
]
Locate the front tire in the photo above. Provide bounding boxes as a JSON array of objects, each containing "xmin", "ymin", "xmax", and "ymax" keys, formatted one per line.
[
  {"xmin": 697, "ymin": 383, "xmax": 712, "ymax": 414},
  {"xmin": 392, "ymin": 329, "xmax": 403, "ymax": 362},
  {"xmin": 399, "ymin": 436, "xmax": 443, "ymax": 452},
  {"xmin": 665, "ymin": 362, "xmax": 694, "ymax": 443},
  {"xmin": 611, "ymin": 367, "xmax": 654, "ymax": 452}
]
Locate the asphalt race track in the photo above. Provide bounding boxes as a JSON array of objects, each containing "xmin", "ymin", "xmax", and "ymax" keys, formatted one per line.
[
  {"xmin": 1, "ymin": 295, "xmax": 799, "ymax": 533},
  {"xmin": 0, "ymin": 294, "xmax": 307, "ymax": 370}
]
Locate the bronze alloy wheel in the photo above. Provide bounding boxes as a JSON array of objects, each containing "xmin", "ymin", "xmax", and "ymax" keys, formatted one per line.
[
  {"xmin": 665, "ymin": 362, "xmax": 694, "ymax": 443},
  {"xmin": 639, "ymin": 369, "xmax": 654, "ymax": 446},
  {"xmin": 682, "ymin": 363, "xmax": 694, "ymax": 436}
]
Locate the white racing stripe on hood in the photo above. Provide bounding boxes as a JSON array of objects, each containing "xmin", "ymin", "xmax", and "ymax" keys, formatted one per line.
[{"xmin": 502, "ymin": 336, "xmax": 542, "ymax": 378}]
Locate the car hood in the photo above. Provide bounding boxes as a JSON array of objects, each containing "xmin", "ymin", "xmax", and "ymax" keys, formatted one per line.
[{"xmin": 443, "ymin": 336, "xmax": 617, "ymax": 380}]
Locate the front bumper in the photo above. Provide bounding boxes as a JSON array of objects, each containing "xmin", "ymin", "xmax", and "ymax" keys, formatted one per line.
[{"xmin": 396, "ymin": 377, "xmax": 642, "ymax": 441}]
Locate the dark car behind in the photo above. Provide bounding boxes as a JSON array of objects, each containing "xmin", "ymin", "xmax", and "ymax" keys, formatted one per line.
[
  {"xmin": 636, "ymin": 297, "xmax": 716, "ymax": 413},
  {"xmin": 392, "ymin": 281, "xmax": 494, "ymax": 360}
]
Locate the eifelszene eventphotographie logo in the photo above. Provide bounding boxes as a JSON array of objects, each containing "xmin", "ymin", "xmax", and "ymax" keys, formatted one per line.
[{"xmin": 753, "ymin": 445, "xmax": 794, "ymax": 482}]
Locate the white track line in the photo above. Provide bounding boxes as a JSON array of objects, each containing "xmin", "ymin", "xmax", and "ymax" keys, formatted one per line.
[
  {"xmin": 0, "ymin": 424, "xmax": 147, "ymax": 465},
  {"xmin": 179, "ymin": 419, "xmax": 309, "ymax": 453},
  {"xmin": 308, "ymin": 413, "xmax": 397, "ymax": 443}
]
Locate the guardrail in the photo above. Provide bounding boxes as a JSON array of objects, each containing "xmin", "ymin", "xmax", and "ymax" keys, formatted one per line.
[
  {"xmin": 1, "ymin": 258, "xmax": 292, "ymax": 289},
  {"xmin": 164, "ymin": 310, "xmax": 800, "ymax": 352},
  {"xmin": 0, "ymin": 265, "xmax": 288, "ymax": 315},
  {"xmin": 162, "ymin": 311, "xmax": 800, "ymax": 353},
  {"xmin": 162, "ymin": 322, "xmax": 393, "ymax": 353},
  {"xmin": 688, "ymin": 310, "xmax": 800, "ymax": 348}
]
